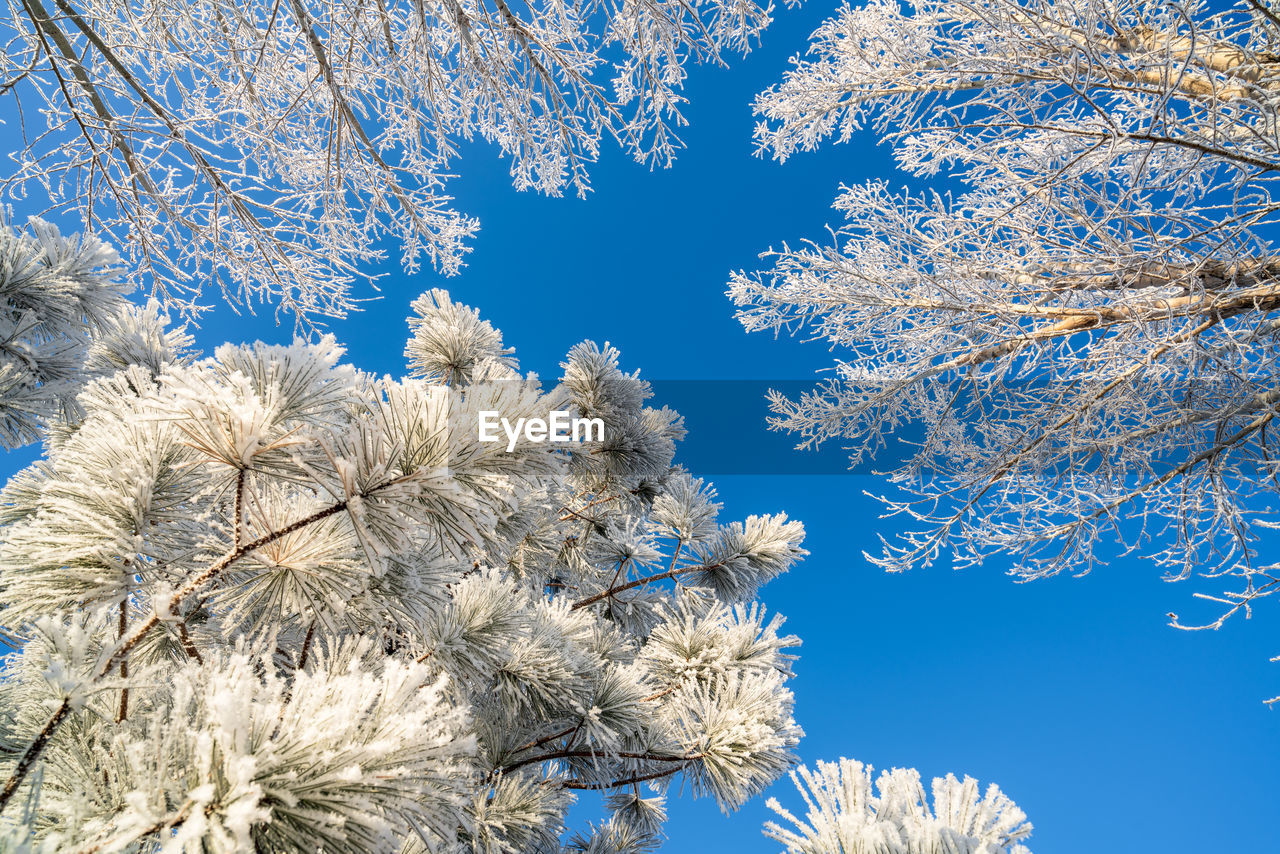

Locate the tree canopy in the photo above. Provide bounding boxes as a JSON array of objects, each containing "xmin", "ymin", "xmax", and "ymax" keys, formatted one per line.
[
  {"xmin": 1, "ymin": 0, "xmax": 775, "ymax": 320},
  {"xmin": 732, "ymin": 0, "xmax": 1280, "ymax": 638}
]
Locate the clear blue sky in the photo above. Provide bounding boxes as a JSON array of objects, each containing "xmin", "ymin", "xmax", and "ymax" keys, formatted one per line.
[{"xmin": 4, "ymin": 2, "xmax": 1279, "ymax": 851}]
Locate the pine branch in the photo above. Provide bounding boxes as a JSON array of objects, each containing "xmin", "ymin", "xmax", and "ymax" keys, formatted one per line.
[
  {"xmin": 297, "ymin": 619, "xmax": 316, "ymax": 670},
  {"xmin": 0, "ymin": 470, "xmax": 419, "ymax": 813},
  {"xmin": 0, "ymin": 698, "xmax": 69, "ymax": 811},
  {"xmin": 561, "ymin": 765, "xmax": 688, "ymax": 791},
  {"xmin": 509, "ymin": 725, "xmax": 577, "ymax": 756},
  {"xmin": 502, "ymin": 749, "xmax": 701, "ymax": 775},
  {"xmin": 571, "ymin": 561, "xmax": 724, "ymax": 610},
  {"xmin": 115, "ymin": 598, "xmax": 128, "ymax": 723}
]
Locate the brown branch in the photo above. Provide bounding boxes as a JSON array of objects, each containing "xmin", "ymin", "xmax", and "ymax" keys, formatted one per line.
[
  {"xmin": 44, "ymin": 0, "xmax": 299, "ymax": 296},
  {"xmin": 117, "ymin": 499, "xmax": 351, "ymax": 678},
  {"xmin": 887, "ymin": 308, "xmax": 1232, "ymax": 568},
  {"xmin": 928, "ymin": 284, "xmax": 1280, "ymax": 376},
  {"xmin": 115, "ymin": 598, "xmax": 128, "ymax": 723},
  {"xmin": 1039, "ymin": 405, "xmax": 1278, "ymax": 541},
  {"xmin": 990, "ymin": 121, "xmax": 1278, "ymax": 174},
  {"xmin": 509, "ymin": 725, "xmax": 576, "ymax": 756},
  {"xmin": 0, "ymin": 55, "xmax": 40, "ymax": 97},
  {"xmin": 570, "ymin": 561, "xmax": 724, "ymax": 610},
  {"xmin": 233, "ymin": 468, "xmax": 245, "ymax": 549},
  {"xmin": 19, "ymin": 0, "xmax": 159, "ymax": 222},
  {"xmin": 72, "ymin": 797, "xmax": 205, "ymax": 854},
  {"xmin": 502, "ymin": 748, "xmax": 700, "ymax": 776},
  {"xmin": 1003, "ymin": 6, "xmax": 1280, "ymax": 99},
  {"xmin": 0, "ymin": 698, "xmax": 69, "ymax": 812},
  {"xmin": 641, "ymin": 683, "xmax": 680, "ymax": 703},
  {"xmin": 297, "ymin": 619, "xmax": 316, "ymax": 670},
  {"xmin": 1248, "ymin": 0, "xmax": 1280, "ymax": 36},
  {"xmin": 558, "ymin": 493, "xmax": 618, "ymax": 522},
  {"xmin": 561, "ymin": 765, "xmax": 689, "ymax": 791},
  {"xmin": 177, "ymin": 620, "xmax": 203, "ymax": 665}
]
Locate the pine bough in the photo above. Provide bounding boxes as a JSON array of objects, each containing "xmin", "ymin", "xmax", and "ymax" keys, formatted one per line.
[{"xmin": 0, "ymin": 219, "xmax": 1032, "ymax": 853}]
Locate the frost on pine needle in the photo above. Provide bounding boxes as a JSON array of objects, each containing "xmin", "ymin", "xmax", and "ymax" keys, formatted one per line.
[
  {"xmin": 671, "ymin": 670, "xmax": 803, "ymax": 811},
  {"xmin": 0, "ymin": 216, "xmax": 133, "ymax": 448},
  {"xmin": 565, "ymin": 814, "xmax": 662, "ymax": 854},
  {"xmin": 650, "ymin": 473, "xmax": 721, "ymax": 546},
  {"xmin": 450, "ymin": 771, "xmax": 573, "ymax": 854},
  {"xmin": 0, "ymin": 287, "xmax": 813, "ymax": 851},
  {"xmin": 639, "ymin": 596, "xmax": 799, "ymax": 688},
  {"xmin": 688, "ymin": 514, "xmax": 808, "ymax": 603},
  {"xmin": 764, "ymin": 759, "xmax": 1033, "ymax": 854},
  {"xmin": 604, "ymin": 790, "xmax": 667, "ymax": 839},
  {"xmin": 81, "ymin": 300, "xmax": 196, "ymax": 380},
  {"xmin": 560, "ymin": 342, "xmax": 687, "ymax": 486},
  {"xmin": 30, "ymin": 643, "xmax": 472, "ymax": 854},
  {"xmin": 407, "ymin": 289, "xmax": 518, "ymax": 386}
]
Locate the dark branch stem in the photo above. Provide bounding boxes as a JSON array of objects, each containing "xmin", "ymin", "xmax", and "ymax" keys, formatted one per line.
[
  {"xmin": 177, "ymin": 620, "xmax": 203, "ymax": 665},
  {"xmin": 233, "ymin": 468, "xmax": 245, "ymax": 549},
  {"xmin": 0, "ymin": 699, "xmax": 69, "ymax": 812},
  {"xmin": 561, "ymin": 765, "xmax": 689, "ymax": 791},
  {"xmin": 509, "ymin": 725, "xmax": 576, "ymax": 756},
  {"xmin": 571, "ymin": 562, "xmax": 722, "ymax": 610},
  {"xmin": 115, "ymin": 598, "xmax": 128, "ymax": 723},
  {"xmin": 502, "ymin": 749, "xmax": 700, "ymax": 776},
  {"xmin": 297, "ymin": 619, "xmax": 316, "ymax": 670}
]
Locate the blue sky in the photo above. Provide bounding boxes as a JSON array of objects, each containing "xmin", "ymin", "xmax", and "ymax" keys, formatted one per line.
[{"xmin": 4, "ymin": 1, "xmax": 1280, "ymax": 851}]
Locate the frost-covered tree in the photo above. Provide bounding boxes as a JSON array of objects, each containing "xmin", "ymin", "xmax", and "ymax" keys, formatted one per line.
[
  {"xmin": 0, "ymin": 214, "xmax": 194, "ymax": 450},
  {"xmin": 731, "ymin": 0, "xmax": 1280, "ymax": 634},
  {"xmin": 0, "ymin": 214, "xmax": 193, "ymax": 451},
  {"xmin": 0, "ymin": 0, "xmax": 777, "ymax": 320},
  {"xmin": 764, "ymin": 759, "xmax": 1032, "ymax": 854},
  {"xmin": 0, "ymin": 285, "xmax": 809, "ymax": 851}
]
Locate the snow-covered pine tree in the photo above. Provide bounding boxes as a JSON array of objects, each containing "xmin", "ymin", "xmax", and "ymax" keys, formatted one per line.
[
  {"xmin": 0, "ymin": 268, "xmax": 809, "ymax": 851},
  {"xmin": 0, "ymin": 214, "xmax": 154, "ymax": 450},
  {"xmin": 763, "ymin": 759, "xmax": 1033, "ymax": 854}
]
